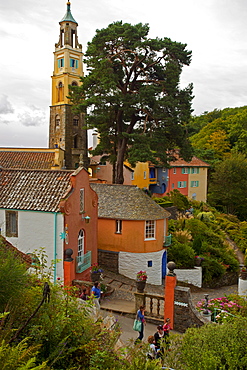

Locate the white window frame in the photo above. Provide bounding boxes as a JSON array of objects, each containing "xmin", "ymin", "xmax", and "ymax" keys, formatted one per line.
[
  {"xmin": 173, "ymin": 168, "xmax": 176, "ymax": 174},
  {"xmin": 78, "ymin": 229, "xmax": 84, "ymax": 257},
  {"xmin": 131, "ymin": 172, "xmax": 134, "ymax": 180},
  {"xmin": 191, "ymin": 181, "xmax": 199, "ymax": 187},
  {"xmin": 115, "ymin": 220, "xmax": 122, "ymax": 234},
  {"xmin": 144, "ymin": 171, "xmax": 146, "ymax": 180},
  {"xmin": 145, "ymin": 220, "xmax": 156, "ymax": 240},
  {"xmin": 178, "ymin": 181, "xmax": 187, "ymax": 188}
]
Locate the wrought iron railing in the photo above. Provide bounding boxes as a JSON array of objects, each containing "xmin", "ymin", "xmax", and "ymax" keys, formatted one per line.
[{"xmin": 76, "ymin": 251, "xmax": 91, "ymax": 273}]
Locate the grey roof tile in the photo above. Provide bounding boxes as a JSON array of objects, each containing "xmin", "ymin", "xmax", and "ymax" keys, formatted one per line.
[{"xmin": 90, "ymin": 183, "xmax": 170, "ymax": 220}]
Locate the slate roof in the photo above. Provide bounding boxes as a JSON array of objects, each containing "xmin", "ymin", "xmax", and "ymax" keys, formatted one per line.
[
  {"xmin": 0, "ymin": 150, "xmax": 56, "ymax": 170},
  {"xmin": 171, "ymin": 155, "xmax": 210, "ymax": 167},
  {"xmin": 0, "ymin": 168, "xmax": 73, "ymax": 212},
  {"xmin": 90, "ymin": 183, "xmax": 170, "ymax": 220}
]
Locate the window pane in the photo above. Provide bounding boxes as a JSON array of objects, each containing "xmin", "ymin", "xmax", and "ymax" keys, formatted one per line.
[{"xmin": 145, "ymin": 220, "xmax": 155, "ymax": 239}]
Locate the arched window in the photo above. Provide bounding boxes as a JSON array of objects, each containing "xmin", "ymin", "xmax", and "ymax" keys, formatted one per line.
[
  {"xmin": 58, "ymin": 82, "xmax": 63, "ymax": 102},
  {"xmin": 71, "ymin": 81, "xmax": 78, "ymax": 86},
  {"xmin": 78, "ymin": 229, "xmax": 84, "ymax": 257},
  {"xmin": 55, "ymin": 115, "xmax": 60, "ymax": 129},
  {"xmin": 73, "ymin": 116, "xmax": 79, "ymax": 126}
]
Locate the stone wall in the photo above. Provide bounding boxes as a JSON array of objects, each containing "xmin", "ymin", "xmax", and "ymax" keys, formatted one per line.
[
  {"xmin": 98, "ymin": 249, "xmax": 119, "ymax": 273},
  {"xmin": 202, "ymin": 271, "xmax": 238, "ymax": 288},
  {"xmin": 174, "ymin": 286, "xmax": 208, "ymax": 332}
]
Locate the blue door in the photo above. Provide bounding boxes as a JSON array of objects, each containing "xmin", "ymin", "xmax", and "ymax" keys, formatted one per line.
[{"xmin": 162, "ymin": 250, "xmax": 167, "ymax": 280}]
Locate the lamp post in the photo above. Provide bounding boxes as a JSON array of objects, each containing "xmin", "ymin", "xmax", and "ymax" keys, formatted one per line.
[{"xmin": 202, "ymin": 293, "xmax": 212, "ymax": 321}]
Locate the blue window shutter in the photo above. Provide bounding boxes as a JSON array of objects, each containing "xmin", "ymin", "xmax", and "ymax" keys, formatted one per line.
[
  {"xmin": 76, "ymin": 60, "xmax": 78, "ymax": 68},
  {"xmin": 184, "ymin": 181, "xmax": 187, "ymax": 187},
  {"xmin": 188, "ymin": 168, "xmax": 190, "ymax": 174},
  {"xmin": 191, "ymin": 181, "xmax": 193, "ymax": 187},
  {"xmin": 70, "ymin": 59, "xmax": 72, "ymax": 67},
  {"xmin": 197, "ymin": 181, "xmax": 199, "ymax": 187},
  {"xmin": 58, "ymin": 60, "xmax": 60, "ymax": 68}
]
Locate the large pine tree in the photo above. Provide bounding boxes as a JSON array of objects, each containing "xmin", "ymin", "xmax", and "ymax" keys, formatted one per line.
[{"xmin": 70, "ymin": 21, "xmax": 194, "ymax": 183}]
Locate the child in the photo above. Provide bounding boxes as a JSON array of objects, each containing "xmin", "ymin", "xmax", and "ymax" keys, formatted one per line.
[{"xmin": 147, "ymin": 335, "xmax": 156, "ymax": 359}]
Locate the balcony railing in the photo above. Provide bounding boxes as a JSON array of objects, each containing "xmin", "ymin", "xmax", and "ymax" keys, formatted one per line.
[
  {"xmin": 76, "ymin": 251, "xmax": 91, "ymax": 273},
  {"xmin": 164, "ymin": 234, "xmax": 172, "ymax": 247}
]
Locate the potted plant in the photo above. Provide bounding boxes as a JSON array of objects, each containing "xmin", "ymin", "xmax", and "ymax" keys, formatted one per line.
[
  {"xmin": 240, "ymin": 266, "xmax": 247, "ymax": 280},
  {"xmin": 136, "ymin": 271, "xmax": 147, "ymax": 293},
  {"xmin": 90, "ymin": 264, "xmax": 103, "ymax": 282}
]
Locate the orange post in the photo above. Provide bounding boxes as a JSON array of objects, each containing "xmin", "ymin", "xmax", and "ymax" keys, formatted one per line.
[
  {"xmin": 164, "ymin": 275, "xmax": 177, "ymax": 329},
  {"xmin": 64, "ymin": 260, "xmax": 75, "ymax": 286}
]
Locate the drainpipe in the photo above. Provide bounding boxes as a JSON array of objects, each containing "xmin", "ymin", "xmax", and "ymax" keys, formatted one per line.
[{"xmin": 53, "ymin": 212, "xmax": 57, "ymax": 284}]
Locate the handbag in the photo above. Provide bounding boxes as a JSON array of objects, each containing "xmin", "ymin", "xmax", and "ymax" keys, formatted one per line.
[{"xmin": 133, "ymin": 319, "xmax": 142, "ymax": 332}]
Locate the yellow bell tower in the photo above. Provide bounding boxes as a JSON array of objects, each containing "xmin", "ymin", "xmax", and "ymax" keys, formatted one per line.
[{"xmin": 49, "ymin": 1, "xmax": 88, "ymax": 169}]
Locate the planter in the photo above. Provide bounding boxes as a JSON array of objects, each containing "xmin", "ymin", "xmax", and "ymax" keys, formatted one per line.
[
  {"xmin": 240, "ymin": 271, "xmax": 247, "ymax": 280},
  {"xmin": 194, "ymin": 257, "xmax": 202, "ymax": 267},
  {"xmin": 136, "ymin": 280, "xmax": 146, "ymax": 293},
  {"xmin": 91, "ymin": 272, "xmax": 102, "ymax": 282}
]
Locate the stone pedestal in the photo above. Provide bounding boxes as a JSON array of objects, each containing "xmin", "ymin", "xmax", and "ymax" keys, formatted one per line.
[{"xmin": 238, "ymin": 277, "xmax": 247, "ymax": 297}]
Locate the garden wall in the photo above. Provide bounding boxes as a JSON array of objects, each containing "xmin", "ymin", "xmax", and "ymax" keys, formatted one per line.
[{"xmin": 173, "ymin": 267, "xmax": 202, "ymax": 287}]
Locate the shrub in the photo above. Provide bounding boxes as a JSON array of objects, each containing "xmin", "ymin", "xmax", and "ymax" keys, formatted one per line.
[{"xmin": 167, "ymin": 239, "xmax": 195, "ymax": 269}]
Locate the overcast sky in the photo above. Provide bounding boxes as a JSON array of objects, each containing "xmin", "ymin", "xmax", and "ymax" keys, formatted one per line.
[{"xmin": 0, "ymin": 0, "xmax": 247, "ymax": 148}]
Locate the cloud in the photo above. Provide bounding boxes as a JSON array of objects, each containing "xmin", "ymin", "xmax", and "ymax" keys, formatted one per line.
[
  {"xmin": 0, "ymin": 95, "xmax": 14, "ymax": 114},
  {"xmin": 17, "ymin": 108, "xmax": 46, "ymax": 127}
]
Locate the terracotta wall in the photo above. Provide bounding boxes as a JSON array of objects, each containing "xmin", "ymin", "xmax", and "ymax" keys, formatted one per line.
[
  {"xmin": 61, "ymin": 168, "xmax": 98, "ymax": 283},
  {"xmin": 97, "ymin": 218, "xmax": 166, "ymax": 253}
]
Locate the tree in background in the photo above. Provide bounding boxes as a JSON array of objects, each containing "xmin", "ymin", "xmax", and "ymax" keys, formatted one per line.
[
  {"xmin": 208, "ymin": 153, "xmax": 247, "ymax": 220},
  {"xmin": 70, "ymin": 21, "xmax": 193, "ymax": 183}
]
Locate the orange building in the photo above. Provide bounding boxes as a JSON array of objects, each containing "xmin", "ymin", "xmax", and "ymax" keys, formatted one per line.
[{"xmin": 90, "ymin": 183, "xmax": 171, "ymax": 285}]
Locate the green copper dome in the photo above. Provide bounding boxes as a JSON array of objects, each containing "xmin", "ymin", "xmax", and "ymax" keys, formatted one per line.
[{"xmin": 60, "ymin": 1, "xmax": 77, "ymax": 24}]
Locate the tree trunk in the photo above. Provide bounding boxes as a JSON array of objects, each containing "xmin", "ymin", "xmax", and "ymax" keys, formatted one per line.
[{"xmin": 115, "ymin": 141, "xmax": 126, "ymax": 184}]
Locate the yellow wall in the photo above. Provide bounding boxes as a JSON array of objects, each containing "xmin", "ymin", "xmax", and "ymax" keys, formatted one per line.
[
  {"xmin": 97, "ymin": 218, "xmax": 167, "ymax": 253},
  {"xmin": 188, "ymin": 167, "xmax": 208, "ymax": 202},
  {"xmin": 130, "ymin": 162, "xmax": 150, "ymax": 189}
]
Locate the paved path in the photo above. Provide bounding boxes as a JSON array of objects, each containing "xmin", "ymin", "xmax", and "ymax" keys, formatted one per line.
[{"xmin": 101, "ymin": 269, "xmax": 239, "ymax": 313}]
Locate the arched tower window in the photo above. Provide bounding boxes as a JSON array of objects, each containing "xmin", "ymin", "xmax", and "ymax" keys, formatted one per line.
[
  {"xmin": 71, "ymin": 81, "xmax": 78, "ymax": 86},
  {"xmin": 55, "ymin": 115, "xmax": 60, "ymax": 129},
  {"xmin": 57, "ymin": 82, "xmax": 64, "ymax": 102},
  {"xmin": 73, "ymin": 116, "xmax": 79, "ymax": 126},
  {"xmin": 78, "ymin": 229, "xmax": 84, "ymax": 257}
]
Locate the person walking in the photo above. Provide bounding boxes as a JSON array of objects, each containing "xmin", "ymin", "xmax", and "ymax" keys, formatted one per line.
[
  {"xmin": 163, "ymin": 318, "xmax": 171, "ymax": 349},
  {"xmin": 135, "ymin": 305, "xmax": 146, "ymax": 343},
  {"xmin": 91, "ymin": 281, "xmax": 101, "ymax": 310},
  {"xmin": 154, "ymin": 325, "xmax": 165, "ymax": 357},
  {"xmin": 79, "ymin": 288, "xmax": 89, "ymax": 301}
]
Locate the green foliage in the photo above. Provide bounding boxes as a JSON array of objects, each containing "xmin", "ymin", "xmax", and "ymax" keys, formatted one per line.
[
  {"xmin": 189, "ymin": 106, "xmax": 247, "ymax": 163},
  {"xmin": 163, "ymin": 318, "xmax": 247, "ymax": 370},
  {"xmin": 165, "ymin": 189, "xmax": 190, "ymax": 211},
  {"xmin": 70, "ymin": 21, "xmax": 193, "ymax": 183},
  {"xmin": 196, "ymin": 211, "xmax": 215, "ymax": 222},
  {"xmin": 0, "ymin": 237, "xmax": 30, "ymax": 312},
  {"xmin": 208, "ymin": 153, "xmax": 247, "ymax": 220},
  {"xmin": 152, "ymin": 197, "xmax": 173, "ymax": 208},
  {"xmin": 167, "ymin": 238, "xmax": 195, "ymax": 268},
  {"xmin": 0, "ymin": 339, "xmax": 49, "ymax": 369}
]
